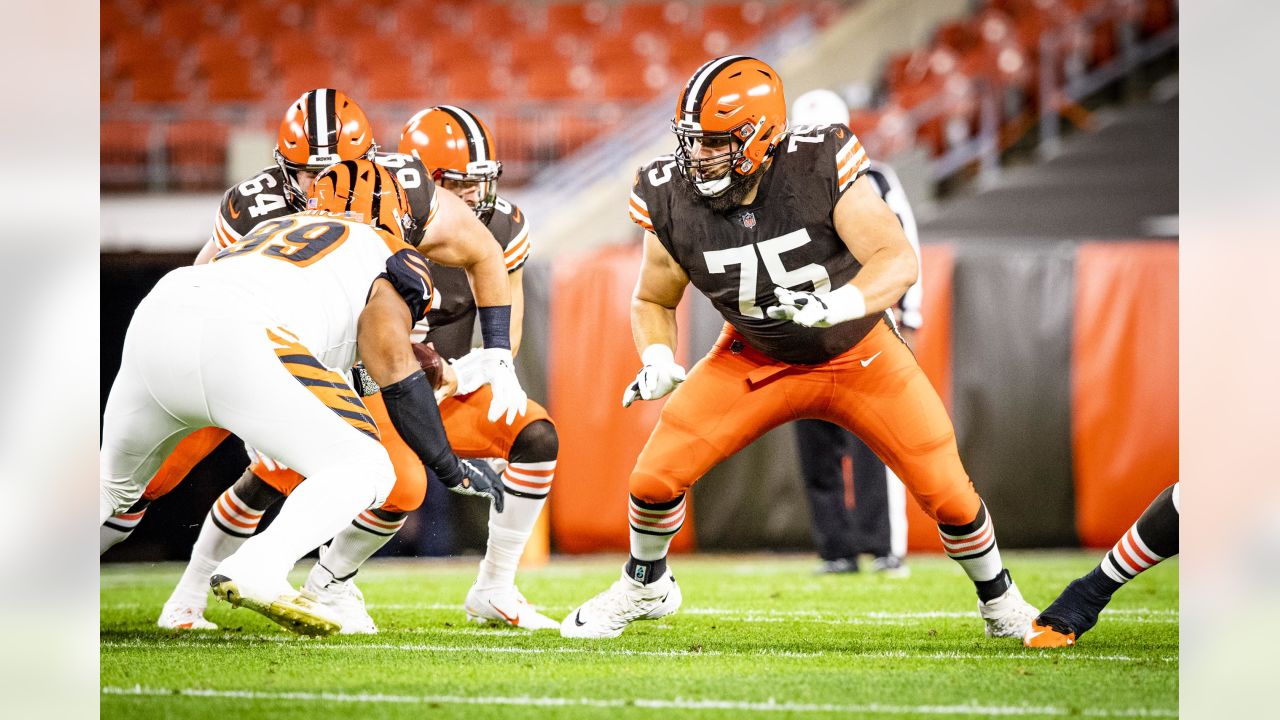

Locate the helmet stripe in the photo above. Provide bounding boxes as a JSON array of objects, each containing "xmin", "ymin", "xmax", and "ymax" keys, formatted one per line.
[
  {"xmin": 681, "ymin": 55, "xmax": 749, "ymax": 120},
  {"xmin": 340, "ymin": 161, "xmax": 357, "ymax": 213},
  {"xmin": 322, "ymin": 89, "xmax": 337, "ymax": 150},
  {"xmin": 438, "ymin": 105, "xmax": 487, "ymax": 163}
]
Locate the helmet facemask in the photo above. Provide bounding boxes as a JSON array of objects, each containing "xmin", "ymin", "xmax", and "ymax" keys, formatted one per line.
[
  {"xmin": 275, "ymin": 143, "xmax": 378, "ymax": 210},
  {"xmin": 672, "ymin": 118, "xmax": 772, "ymax": 198},
  {"xmin": 435, "ymin": 159, "xmax": 502, "ymax": 223}
]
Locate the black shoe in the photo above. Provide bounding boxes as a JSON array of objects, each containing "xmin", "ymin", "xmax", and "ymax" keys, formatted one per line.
[
  {"xmin": 816, "ymin": 557, "xmax": 859, "ymax": 574},
  {"xmin": 870, "ymin": 555, "xmax": 910, "ymax": 577},
  {"xmin": 1036, "ymin": 568, "xmax": 1117, "ymax": 639}
]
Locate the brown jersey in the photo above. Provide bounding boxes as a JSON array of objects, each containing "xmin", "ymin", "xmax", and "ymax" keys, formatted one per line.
[
  {"xmin": 210, "ymin": 152, "xmax": 438, "ymax": 250},
  {"xmin": 420, "ymin": 195, "xmax": 530, "ymax": 359},
  {"xmin": 630, "ymin": 124, "xmax": 876, "ymax": 364}
]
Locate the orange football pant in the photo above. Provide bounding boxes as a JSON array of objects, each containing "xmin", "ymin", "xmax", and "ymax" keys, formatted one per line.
[
  {"xmin": 630, "ymin": 321, "xmax": 981, "ymax": 526},
  {"xmin": 254, "ymin": 385, "xmax": 553, "ymax": 512},
  {"xmin": 142, "ymin": 426, "xmax": 231, "ymax": 502}
]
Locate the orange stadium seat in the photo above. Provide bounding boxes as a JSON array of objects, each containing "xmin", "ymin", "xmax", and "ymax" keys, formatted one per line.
[
  {"xmin": 365, "ymin": 57, "xmax": 427, "ymax": 102},
  {"xmin": 441, "ymin": 63, "xmax": 505, "ymax": 101},
  {"xmin": 278, "ymin": 60, "xmax": 344, "ymax": 100},
  {"xmin": 156, "ymin": 3, "xmax": 214, "ymax": 45},
  {"xmin": 235, "ymin": 1, "xmax": 305, "ymax": 43},
  {"xmin": 701, "ymin": 1, "xmax": 768, "ymax": 34},
  {"xmin": 544, "ymin": 2, "xmax": 612, "ymax": 34},
  {"xmin": 314, "ymin": 1, "xmax": 379, "ymax": 36},
  {"xmin": 524, "ymin": 61, "xmax": 579, "ymax": 101},
  {"xmin": 205, "ymin": 57, "xmax": 263, "ymax": 103},
  {"xmin": 167, "ymin": 120, "xmax": 229, "ymax": 190},
  {"xmin": 101, "ymin": 120, "xmax": 155, "ymax": 191},
  {"xmin": 618, "ymin": 1, "xmax": 694, "ymax": 34},
  {"xmin": 429, "ymin": 36, "xmax": 487, "ymax": 72}
]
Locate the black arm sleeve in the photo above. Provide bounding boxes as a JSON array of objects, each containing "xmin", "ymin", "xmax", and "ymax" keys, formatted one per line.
[{"xmin": 378, "ymin": 370, "xmax": 465, "ymax": 487}]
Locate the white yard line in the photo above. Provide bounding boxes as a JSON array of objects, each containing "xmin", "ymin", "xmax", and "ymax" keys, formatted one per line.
[
  {"xmin": 101, "ymin": 685, "xmax": 1177, "ymax": 717},
  {"xmin": 100, "ymin": 638, "xmax": 1175, "ymax": 664}
]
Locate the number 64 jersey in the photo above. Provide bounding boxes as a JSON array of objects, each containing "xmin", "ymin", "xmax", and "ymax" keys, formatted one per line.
[{"xmin": 630, "ymin": 124, "xmax": 880, "ymax": 365}]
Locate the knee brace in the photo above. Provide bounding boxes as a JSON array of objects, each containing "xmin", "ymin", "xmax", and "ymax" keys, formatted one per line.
[{"xmin": 234, "ymin": 468, "xmax": 286, "ymax": 511}]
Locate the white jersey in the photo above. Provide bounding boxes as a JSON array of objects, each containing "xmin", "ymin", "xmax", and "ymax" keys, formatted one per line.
[{"xmin": 183, "ymin": 212, "xmax": 434, "ymax": 370}]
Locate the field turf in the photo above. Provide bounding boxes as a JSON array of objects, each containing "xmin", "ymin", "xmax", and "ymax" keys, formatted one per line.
[{"xmin": 101, "ymin": 552, "xmax": 1177, "ymax": 719}]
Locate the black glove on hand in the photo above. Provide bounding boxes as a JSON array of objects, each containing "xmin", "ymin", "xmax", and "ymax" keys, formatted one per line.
[{"xmin": 447, "ymin": 459, "xmax": 505, "ymax": 513}]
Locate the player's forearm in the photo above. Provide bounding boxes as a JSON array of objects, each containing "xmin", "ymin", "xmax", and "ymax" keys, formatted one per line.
[
  {"xmin": 848, "ymin": 244, "xmax": 918, "ymax": 318},
  {"xmin": 464, "ymin": 246, "xmax": 512, "ymax": 309},
  {"xmin": 509, "ymin": 270, "xmax": 525, "ymax": 356},
  {"xmin": 631, "ymin": 296, "xmax": 678, "ymax": 356},
  {"xmin": 193, "ymin": 239, "xmax": 219, "ymax": 265}
]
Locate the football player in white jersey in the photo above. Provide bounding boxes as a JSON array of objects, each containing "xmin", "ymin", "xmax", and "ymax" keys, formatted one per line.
[{"xmin": 99, "ymin": 160, "xmax": 512, "ymax": 635}]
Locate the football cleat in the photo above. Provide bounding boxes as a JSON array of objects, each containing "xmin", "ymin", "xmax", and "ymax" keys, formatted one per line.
[
  {"xmin": 1024, "ymin": 618, "xmax": 1076, "ymax": 648},
  {"xmin": 156, "ymin": 603, "xmax": 218, "ymax": 631},
  {"xmin": 560, "ymin": 569, "xmax": 682, "ymax": 639},
  {"xmin": 464, "ymin": 584, "xmax": 559, "ymax": 631},
  {"xmin": 978, "ymin": 580, "xmax": 1039, "ymax": 639},
  {"xmin": 305, "ymin": 578, "xmax": 377, "ymax": 635},
  {"xmin": 210, "ymin": 571, "xmax": 340, "ymax": 637}
]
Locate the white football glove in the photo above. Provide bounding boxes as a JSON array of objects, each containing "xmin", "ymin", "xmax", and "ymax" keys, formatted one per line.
[
  {"xmin": 244, "ymin": 444, "xmax": 287, "ymax": 472},
  {"xmin": 470, "ymin": 347, "xmax": 528, "ymax": 425},
  {"xmin": 766, "ymin": 285, "xmax": 867, "ymax": 328},
  {"xmin": 447, "ymin": 350, "xmax": 487, "ymax": 398},
  {"xmin": 622, "ymin": 344, "xmax": 687, "ymax": 408}
]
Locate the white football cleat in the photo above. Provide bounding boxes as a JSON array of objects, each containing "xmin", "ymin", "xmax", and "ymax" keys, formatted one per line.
[
  {"xmin": 156, "ymin": 603, "xmax": 218, "ymax": 630},
  {"xmin": 210, "ymin": 558, "xmax": 341, "ymax": 637},
  {"xmin": 464, "ymin": 584, "xmax": 559, "ymax": 630},
  {"xmin": 979, "ymin": 580, "xmax": 1039, "ymax": 638},
  {"xmin": 305, "ymin": 578, "xmax": 377, "ymax": 635},
  {"xmin": 560, "ymin": 569, "xmax": 681, "ymax": 639}
]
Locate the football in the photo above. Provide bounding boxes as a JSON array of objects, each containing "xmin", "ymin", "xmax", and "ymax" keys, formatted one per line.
[{"xmin": 412, "ymin": 341, "xmax": 446, "ymax": 389}]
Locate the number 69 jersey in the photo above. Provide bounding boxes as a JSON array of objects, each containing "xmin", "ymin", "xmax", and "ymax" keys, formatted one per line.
[
  {"xmin": 211, "ymin": 152, "xmax": 439, "ymax": 250},
  {"xmin": 630, "ymin": 124, "xmax": 879, "ymax": 365},
  {"xmin": 202, "ymin": 212, "xmax": 434, "ymax": 372}
]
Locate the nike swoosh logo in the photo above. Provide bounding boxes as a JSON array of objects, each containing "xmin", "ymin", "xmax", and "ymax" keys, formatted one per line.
[
  {"xmin": 227, "ymin": 197, "xmax": 241, "ymax": 220},
  {"xmin": 573, "ymin": 610, "xmax": 586, "ymax": 627},
  {"xmin": 860, "ymin": 351, "xmax": 882, "ymax": 367},
  {"xmin": 489, "ymin": 600, "xmax": 519, "ymax": 627}
]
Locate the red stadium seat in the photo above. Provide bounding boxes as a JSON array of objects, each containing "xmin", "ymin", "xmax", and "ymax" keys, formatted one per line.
[
  {"xmin": 441, "ymin": 64, "xmax": 508, "ymax": 101},
  {"xmin": 101, "ymin": 120, "xmax": 155, "ymax": 190},
  {"xmin": 618, "ymin": 1, "xmax": 695, "ymax": 34},
  {"xmin": 701, "ymin": 1, "xmax": 768, "ymax": 34},
  {"xmin": 524, "ymin": 61, "xmax": 585, "ymax": 101},
  {"xmin": 235, "ymin": 1, "xmax": 305, "ymax": 42},
  {"xmin": 365, "ymin": 56, "xmax": 427, "ymax": 102},
  {"xmin": 156, "ymin": 3, "xmax": 214, "ymax": 45},
  {"xmin": 204, "ymin": 58, "xmax": 263, "ymax": 103},
  {"xmin": 429, "ymin": 36, "xmax": 487, "ymax": 72},
  {"xmin": 277, "ymin": 60, "xmax": 344, "ymax": 100}
]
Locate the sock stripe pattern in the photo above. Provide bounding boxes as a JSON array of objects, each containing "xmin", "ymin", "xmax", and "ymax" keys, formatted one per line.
[
  {"xmin": 503, "ymin": 460, "xmax": 555, "ymax": 500},
  {"xmin": 352, "ymin": 509, "xmax": 405, "ymax": 537},
  {"xmin": 1100, "ymin": 526, "xmax": 1165, "ymax": 583},
  {"xmin": 629, "ymin": 495, "xmax": 686, "ymax": 537},
  {"xmin": 210, "ymin": 488, "xmax": 266, "ymax": 539},
  {"xmin": 938, "ymin": 504, "xmax": 996, "ymax": 560},
  {"xmin": 103, "ymin": 508, "xmax": 147, "ymax": 534}
]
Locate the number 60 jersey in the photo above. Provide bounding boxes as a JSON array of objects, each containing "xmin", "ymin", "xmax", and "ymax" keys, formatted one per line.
[{"xmin": 630, "ymin": 124, "xmax": 880, "ymax": 365}]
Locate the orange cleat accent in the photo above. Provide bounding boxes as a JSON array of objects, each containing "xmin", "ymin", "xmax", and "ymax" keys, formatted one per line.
[{"xmin": 1023, "ymin": 619, "xmax": 1076, "ymax": 648}]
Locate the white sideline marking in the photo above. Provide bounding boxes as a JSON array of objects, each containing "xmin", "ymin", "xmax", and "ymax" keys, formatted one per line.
[
  {"xmin": 100, "ymin": 603, "xmax": 1177, "ymax": 624},
  {"xmin": 100, "ymin": 638, "xmax": 1175, "ymax": 663},
  {"xmin": 101, "ymin": 685, "xmax": 1177, "ymax": 717}
]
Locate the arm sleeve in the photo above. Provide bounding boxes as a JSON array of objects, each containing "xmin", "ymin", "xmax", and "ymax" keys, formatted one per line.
[
  {"xmin": 378, "ymin": 248, "xmax": 436, "ymax": 323},
  {"xmin": 378, "ymin": 370, "xmax": 465, "ymax": 487},
  {"xmin": 211, "ymin": 190, "xmax": 245, "ymax": 249}
]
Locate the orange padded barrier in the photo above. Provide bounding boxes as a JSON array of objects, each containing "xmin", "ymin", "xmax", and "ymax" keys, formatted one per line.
[
  {"xmin": 904, "ymin": 243, "xmax": 954, "ymax": 552},
  {"xmin": 1071, "ymin": 241, "xmax": 1178, "ymax": 546},
  {"xmin": 547, "ymin": 243, "xmax": 693, "ymax": 554}
]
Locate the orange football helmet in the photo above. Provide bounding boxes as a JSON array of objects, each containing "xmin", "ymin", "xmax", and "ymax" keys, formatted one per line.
[
  {"xmin": 671, "ymin": 55, "xmax": 787, "ymax": 197},
  {"xmin": 398, "ymin": 105, "xmax": 502, "ymax": 222},
  {"xmin": 306, "ymin": 159, "xmax": 412, "ymax": 244},
  {"xmin": 275, "ymin": 88, "xmax": 378, "ymax": 208}
]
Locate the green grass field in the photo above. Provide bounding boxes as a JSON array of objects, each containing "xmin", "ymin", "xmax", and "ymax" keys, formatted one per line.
[{"xmin": 100, "ymin": 552, "xmax": 1177, "ymax": 719}]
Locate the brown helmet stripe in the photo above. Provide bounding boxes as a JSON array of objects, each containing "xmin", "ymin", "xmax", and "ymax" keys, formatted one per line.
[
  {"xmin": 679, "ymin": 55, "xmax": 749, "ymax": 122},
  {"xmin": 438, "ymin": 105, "xmax": 488, "ymax": 163}
]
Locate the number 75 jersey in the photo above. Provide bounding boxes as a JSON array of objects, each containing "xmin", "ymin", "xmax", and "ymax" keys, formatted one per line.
[{"xmin": 630, "ymin": 124, "xmax": 881, "ymax": 365}]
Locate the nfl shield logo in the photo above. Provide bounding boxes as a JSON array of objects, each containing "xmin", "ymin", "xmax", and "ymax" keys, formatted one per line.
[{"xmin": 740, "ymin": 211, "xmax": 757, "ymax": 229}]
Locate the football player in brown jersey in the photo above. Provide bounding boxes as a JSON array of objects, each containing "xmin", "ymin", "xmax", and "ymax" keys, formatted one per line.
[
  {"xmin": 100, "ymin": 89, "xmax": 530, "ymax": 631},
  {"xmin": 562, "ymin": 56, "xmax": 1039, "ymax": 640}
]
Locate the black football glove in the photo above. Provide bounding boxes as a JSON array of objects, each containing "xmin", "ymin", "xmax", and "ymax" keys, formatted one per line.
[{"xmin": 446, "ymin": 458, "xmax": 505, "ymax": 513}]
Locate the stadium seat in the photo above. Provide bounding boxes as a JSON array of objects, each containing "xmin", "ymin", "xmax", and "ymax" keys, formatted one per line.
[
  {"xmin": 440, "ymin": 64, "xmax": 507, "ymax": 101},
  {"xmin": 278, "ymin": 60, "xmax": 345, "ymax": 100},
  {"xmin": 429, "ymin": 36, "xmax": 487, "ymax": 72},
  {"xmin": 544, "ymin": 2, "xmax": 612, "ymax": 34},
  {"xmin": 129, "ymin": 61, "xmax": 186, "ymax": 104},
  {"xmin": 156, "ymin": 3, "xmax": 214, "ymax": 45},
  {"xmin": 204, "ymin": 57, "xmax": 264, "ymax": 103},
  {"xmin": 364, "ymin": 55, "xmax": 427, "ymax": 102},
  {"xmin": 235, "ymin": 1, "xmax": 305, "ymax": 43},
  {"xmin": 101, "ymin": 120, "xmax": 155, "ymax": 190},
  {"xmin": 525, "ymin": 60, "xmax": 593, "ymax": 101},
  {"xmin": 167, "ymin": 120, "xmax": 229, "ymax": 190},
  {"xmin": 618, "ymin": 1, "xmax": 695, "ymax": 34}
]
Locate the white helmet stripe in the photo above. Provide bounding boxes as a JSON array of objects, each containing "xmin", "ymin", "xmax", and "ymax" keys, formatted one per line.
[
  {"xmin": 313, "ymin": 88, "xmax": 331, "ymax": 150},
  {"xmin": 682, "ymin": 55, "xmax": 749, "ymax": 118},
  {"xmin": 439, "ymin": 104, "xmax": 489, "ymax": 162}
]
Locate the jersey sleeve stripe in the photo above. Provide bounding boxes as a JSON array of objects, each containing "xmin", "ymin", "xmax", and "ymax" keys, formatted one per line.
[
  {"xmin": 425, "ymin": 193, "xmax": 440, "ymax": 228},
  {"xmin": 629, "ymin": 191, "xmax": 649, "ymax": 211},
  {"xmin": 213, "ymin": 213, "xmax": 239, "ymax": 249},
  {"xmin": 503, "ymin": 232, "xmax": 531, "ymax": 271},
  {"xmin": 835, "ymin": 136, "xmax": 863, "ymax": 163},
  {"xmin": 837, "ymin": 145, "xmax": 869, "ymax": 177},
  {"xmin": 629, "ymin": 206, "xmax": 655, "ymax": 231}
]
